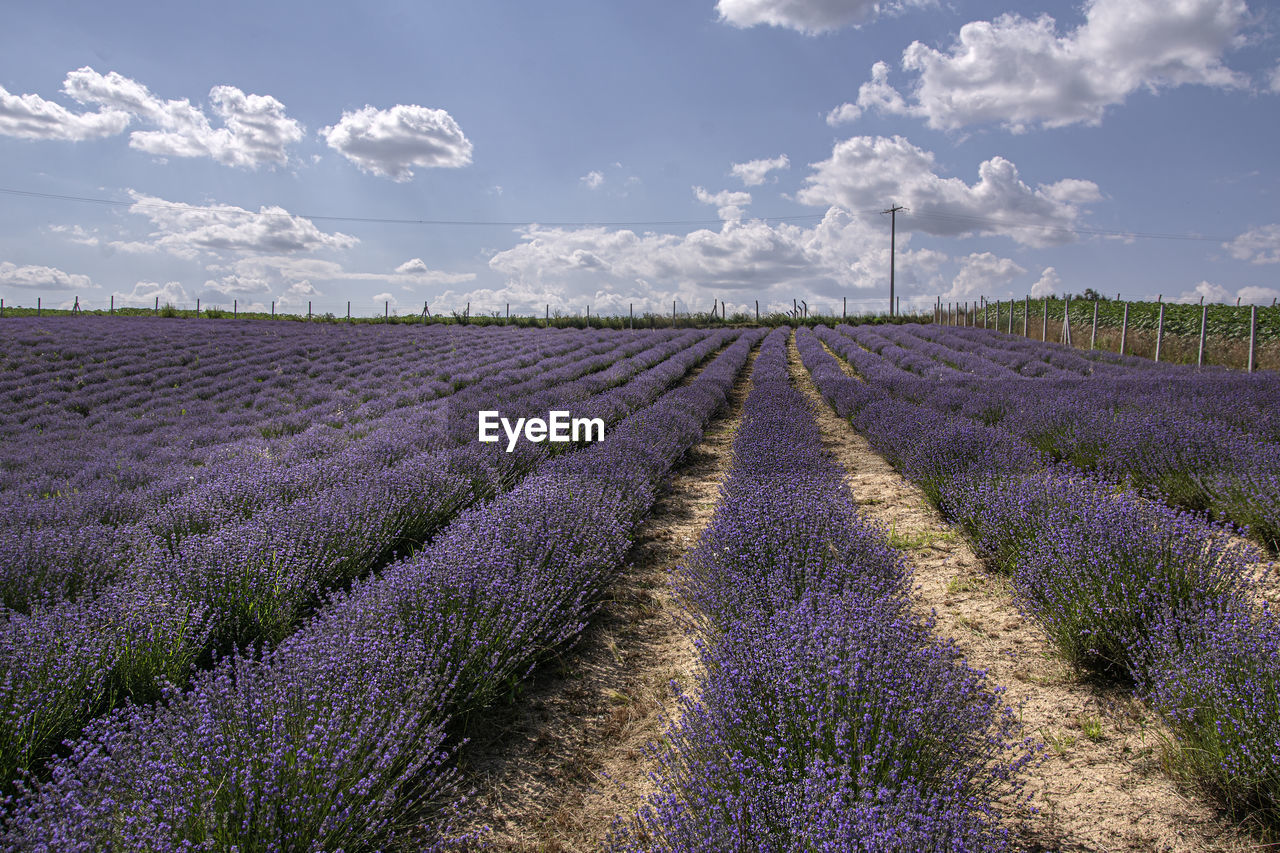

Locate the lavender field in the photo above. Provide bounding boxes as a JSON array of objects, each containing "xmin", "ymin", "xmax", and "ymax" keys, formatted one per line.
[{"xmin": 1, "ymin": 316, "xmax": 1277, "ymax": 850}]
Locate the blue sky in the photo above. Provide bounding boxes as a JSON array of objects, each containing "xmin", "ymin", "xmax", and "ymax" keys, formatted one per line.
[{"xmin": 2, "ymin": 0, "xmax": 1278, "ymax": 317}]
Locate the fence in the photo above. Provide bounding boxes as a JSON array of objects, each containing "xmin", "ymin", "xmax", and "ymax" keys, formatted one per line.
[{"xmin": 932, "ymin": 295, "xmax": 1279, "ymax": 373}]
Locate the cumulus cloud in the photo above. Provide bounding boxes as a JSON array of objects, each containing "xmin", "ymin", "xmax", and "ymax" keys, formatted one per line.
[
  {"xmin": 395, "ymin": 258, "xmax": 431, "ymax": 275},
  {"xmin": 112, "ymin": 280, "xmax": 191, "ymax": 307},
  {"xmin": 202, "ymin": 256, "xmax": 474, "ymax": 298},
  {"xmin": 126, "ymin": 192, "xmax": 359, "ymax": 259},
  {"xmin": 730, "ymin": 154, "xmax": 790, "ymax": 186},
  {"xmin": 945, "ymin": 252, "xmax": 1027, "ymax": 299},
  {"xmin": 1225, "ymin": 224, "xmax": 1280, "ymax": 264},
  {"xmin": 796, "ymin": 135, "xmax": 1100, "ymax": 247},
  {"xmin": 1030, "ymin": 266, "xmax": 1061, "ymax": 297},
  {"xmin": 1173, "ymin": 281, "xmax": 1279, "ymax": 304},
  {"xmin": 1239, "ymin": 286, "xmax": 1280, "ymax": 304},
  {"xmin": 275, "ymin": 280, "xmax": 321, "ymax": 312},
  {"xmin": 485, "ymin": 206, "xmax": 945, "ymax": 316},
  {"xmin": 0, "ymin": 261, "xmax": 95, "ymax": 291},
  {"xmin": 844, "ymin": 0, "xmax": 1251, "ymax": 132},
  {"xmin": 716, "ymin": 0, "xmax": 928, "ymax": 35},
  {"xmin": 321, "ymin": 104, "xmax": 472, "ymax": 181},
  {"xmin": 61, "ymin": 67, "xmax": 302, "ymax": 167},
  {"xmin": 694, "ymin": 186, "xmax": 753, "ymax": 221},
  {"xmin": 0, "ymin": 84, "xmax": 129, "ymax": 140},
  {"xmin": 580, "ymin": 170, "xmax": 605, "ymax": 189},
  {"xmin": 1173, "ymin": 281, "xmax": 1232, "ymax": 303},
  {"xmin": 1270, "ymin": 63, "xmax": 1280, "ymax": 93}
]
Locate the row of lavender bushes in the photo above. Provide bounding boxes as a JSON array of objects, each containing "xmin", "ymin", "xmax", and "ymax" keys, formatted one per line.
[
  {"xmin": 799, "ymin": 324, "xmax": 1280, "ymax": 832},
  {"xmin": 0, "ymin": 328, "xmax": 730, "ymax": 792},
  {"xmin": 837, "ymin": 322, "xmax": 1280, "ymax": 550},
  {"xmin": 610, "ymin": 328, "xmax": 1033, "ymax": 851},
  {"xmin": 0, "ymin": 329, "xmax": 764, "ymax": 850},
  {"xmin": 1, "ymin": 324, "xmax": 655, "ymax": 612}
]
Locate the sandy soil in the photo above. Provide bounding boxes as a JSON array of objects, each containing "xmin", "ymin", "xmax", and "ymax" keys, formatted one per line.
[
  {"xmin": 788, "ymin": 332, "xmax": 1258, "ymax": 852},
  {"xmin": 443, "ymin": 347, "xmax": 756, "ymax": 851}
]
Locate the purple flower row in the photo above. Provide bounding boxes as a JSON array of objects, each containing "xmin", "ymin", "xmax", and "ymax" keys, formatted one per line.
[
  {"xmin": 0, "ymin": 329, "xmax": 763, "ymax": 850},
  {"xmin": 0, "ymin": 322, "xmax": 606, "ymax": 611},
  {"xmin": 798, "ymin": 324, "xmax": 1279, "ymax": 830},
  {"xmin": 0, "ymin": 328, "xmax": 730, "ymax": 790},
  {"xmin": 612, "ymin": 328, "xmax": 1032, "ymax": 851},
  {"xmin": 828, "ymin": 323, "xmax": 1280, "ymax": 550}
]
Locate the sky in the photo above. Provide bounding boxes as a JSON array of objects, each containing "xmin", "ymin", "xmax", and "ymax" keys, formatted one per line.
[{"xmin": 1, "ymin": 0, "xmax": 1279, "ymax": 318}]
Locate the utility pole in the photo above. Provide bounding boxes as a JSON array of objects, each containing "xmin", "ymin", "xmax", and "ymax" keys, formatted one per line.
[{"xmin": 881, "ymin": 203, "xmax": 907, "ymax": 316}]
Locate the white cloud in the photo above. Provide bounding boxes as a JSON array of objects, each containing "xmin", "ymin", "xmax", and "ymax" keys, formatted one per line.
[
  {"xmin": 825, "ymin": 102, "xmax": 863, "ymax": 126},
  {"xmin": 112, "ymin": 280, "xmax": 190, "ymax": 307},
  {"xmin": 201, "ymin": 256, "xmax": 474, "ymax": 298},
  {"xmin": 1238, "ymin": 286, "xmax": 1280, "ymax": 304},
  {"xmin": 372, "ymin": 292, "xmax": 398, "ymax": 308},
  {"xmin": 848, "ymin": 0, "xmax": 1251, "ymax": 132},
  {"xmin": 395, "ymin": 258, "xmax": 431, "ymax": 275},
  {"xmin": 580, "ymin": 170, "xmax": 605, "ymax": 189},
  {"xmin": 694, "ymin": 186, "xmax": 753, "ymax": 221},
  {"xmin": 1269, "ymin": 63, "xmax": 1280, "ymax": 93},
  {"xmin": 0, "ymin": 261, "xmax": 95, "ymax": 291},
  {"xmin": 321, "ymin": 104, "xmax": 472, "ymax": 181},
  {"xmin": 1173, "ymin": 281, "xmax": 1232, "ymax": 303},
  {"xmin": 1030, "ymin": 266, "xmax": 1061, "ymax": 297},
  {"xmin": 63, "ymin": 67, "xmax": 302, "ymax": 167},
  {"xmin": 796, "ymin": 135, "xmax": 1100, "ymax": 248},
  {"xmin": 126, "ymin": 192, "xmax": 359, "ymax": 259},
  {"xmin": 0, "ymin": 83, "xmax": 129, "ymax": 140},
  {"xmin": 1172, "ymin": 282, "xmax": 1279, "ymax": 305},
  {"xmin": 485, "ymin": 205, "xmax": 945, "ymax": 316},
  {"xmin": 1225, "ymin": 224, "xmax": 1280, "ymax": 264},
  {"xmin": 715, "ymin": 0, "xmax": 928, "ymax": 35},
  {"xmin": 730, "ymin": 154, "xmax": 790, "ymax": 186},
  {"xmin": 945, "ymin": 252, "xmax": 1027, "ymax": 299},
  {"xmin": 275, "ymin": 280, "xmax": 321, "ymax": 311},
  {"xmin": 201, "ymin": 274, "xmax": 272, "ymax": 297}
]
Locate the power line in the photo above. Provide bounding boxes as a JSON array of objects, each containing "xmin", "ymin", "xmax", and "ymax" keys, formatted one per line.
[
  {"xmin": 0, "ymin": 185, "xmax": 1238, "ymax": 243},
  {"xmin": 0, "ymin": 186, "xmax": 833, "ymax": 229}
]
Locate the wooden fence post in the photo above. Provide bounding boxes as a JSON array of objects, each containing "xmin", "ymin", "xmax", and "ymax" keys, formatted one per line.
[
  {"xmin": 1091, "ymin": 300, "xmax": 1098, "ymax": 350},
  {"xmin": 1023, "ymin": 296, "xmax": 1029, "ymax": 336},
  {"xmin": 1249, "ymin": 305, "xmax": 1258, "ymax": 373},
  {"xmin": 1198, "ymin": 303, "xmax": 1208, "ymax": 367},
  {"xmin": 1155, "ymin": 302, "xmax": 1166, "ymax": 362},
  {"xmin": 1041, "ymin": 298, "xmax": 1048, "ymax": 342},
  {"xmin": 1120, "ymin": 302, "xmax": 1129, "ymax": 355}
]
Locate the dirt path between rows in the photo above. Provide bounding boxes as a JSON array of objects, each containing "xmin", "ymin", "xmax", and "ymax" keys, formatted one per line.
[
  {"xmin": 788, "ymin": 333, "xmax": 1256, "ymax": 852},
  {"xmin": 446, "ymin": 347, "xmax": 756, "ymax": 851}
]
